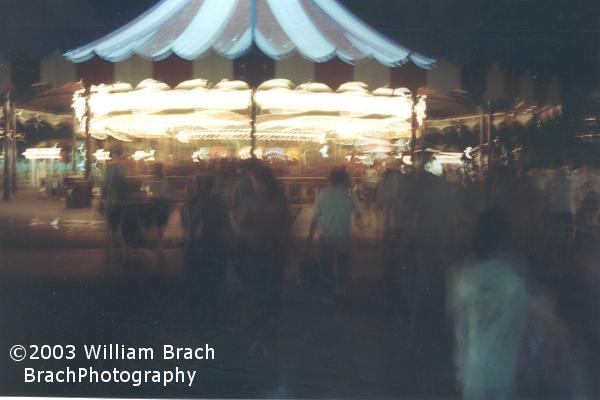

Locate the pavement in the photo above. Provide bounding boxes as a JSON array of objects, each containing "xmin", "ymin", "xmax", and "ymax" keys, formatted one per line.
[{"xmin": 0, "ymin": 185, "xmax": 457, "ymax": 398}]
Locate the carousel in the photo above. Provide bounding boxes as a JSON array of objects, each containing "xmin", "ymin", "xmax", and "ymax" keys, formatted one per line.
[{"xmin": 70, "ymin": 77, "xmax": 424, "ymax": 171}]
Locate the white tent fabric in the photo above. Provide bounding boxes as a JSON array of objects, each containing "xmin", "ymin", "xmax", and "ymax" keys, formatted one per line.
[{"xmin": 64, "ymin": 0, "xmax": 435, "ymax": 68}]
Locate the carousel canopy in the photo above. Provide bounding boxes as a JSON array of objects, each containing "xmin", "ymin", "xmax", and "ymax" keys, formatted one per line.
[
  {"xmin": 64, "ymin": 0, "xmax": 435, "ymax": 68},
  {"xmin": 13, "ymin": 82, "xmax": 83, "ymax": 128}
]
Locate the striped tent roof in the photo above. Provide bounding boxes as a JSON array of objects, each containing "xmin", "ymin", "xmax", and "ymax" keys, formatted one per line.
[{"xmin": 64, "ymin": 0, "xmax": 435, "ymax": 68}]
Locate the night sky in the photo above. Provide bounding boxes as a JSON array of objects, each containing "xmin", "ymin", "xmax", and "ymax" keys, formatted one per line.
[{"xmin": 1, "ymin": 0, "xmax": 599, "ymax": 97}]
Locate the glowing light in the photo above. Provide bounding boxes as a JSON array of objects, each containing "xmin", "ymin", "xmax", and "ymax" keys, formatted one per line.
[
  {"xmin": 86, "ymin": 87, "xmax": 251, "ymax": 119},
  {"xmin": 435, "ymin": 152, "xmax": 463, "ymax": 165},
  {"xmin": 132, "ymin": 150, "xmax": 156, "ymax": 161},
  {"xmin": 255, "ymin": 87, "xmax": 413, "ymax": 118},
  {"xmin": 23, "ymin": 147, "xmax": 62, "ymax": 160},
  {"xmin": 263, "ymin": 147, "xmax": 285, "ymax": 159},
  {"xmin": 72, "ymin": 79, "xmax": 425, "ymax": 144},
  {"xmin": 93, "ymin": 149, "xmax": 111, "ymax": 161},
  {"xmin": 209, "ymin": 147, "xmax": 230, "ymax": 159},
  {"xmin": 319, "ymin": 145, "xmax": 329, "ymax": 158},
  {"xmin": 415, "ymin": 94, "xmax": 427, "ymax": 126},
  {"xmin": 255, "ymin": 85, "xmax": 415, "ymax": 141},
  {"xmin": 285, "ymin": 148, "xmax": 302, "ymax": 160},
  {"xmin": 238, "ymin": 146, "xmax": 263, "ymax": 159},
  {"xmin": 257, "ymin": 79, "xmax": 294, "ymax": 91},
  {"xmin": 425, "ymin": 158, "xmax": 444, "ymax": 176},
  {"xmin": 337, "ymin": 81, "xmax": 369, "ymax": 92},
  {"xmin": 72, "ymin": 82, "xmax": 252, "ymax": 141},
  {"xmin": 192, "ymin": 148, "xmax": 210, "ymax": 161}
]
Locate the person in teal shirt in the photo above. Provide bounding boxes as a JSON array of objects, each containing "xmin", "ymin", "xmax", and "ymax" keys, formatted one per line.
[{"xmin": 308, "ymin": 167, "xmax": 362, "ymax": 303}]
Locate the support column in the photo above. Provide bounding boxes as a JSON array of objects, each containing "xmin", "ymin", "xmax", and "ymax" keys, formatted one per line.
[
  {"xmin": 84, "ymin": 85, "xmax": 92, "ymax": 181},
  {"xmin": 410, "ymin": 94, "xmax": 418, "ymax": 158},
  {"xmin": 478, "ymin": 108, "xmax": 484, "ymax": 166},
  {"xmin": 72, "ymin": 115, "xmax": 77, "ymax": 173},
  {"xmin": 3, "ymin": 92, "xmax": 11, "ymax": 200},
  {"xmin": 487, "ymin": 98, "xmax": 493, "ymax": 168},
  {"xmin": 10, "ymin": 100, "xmax": 17, "ymax": 192}
]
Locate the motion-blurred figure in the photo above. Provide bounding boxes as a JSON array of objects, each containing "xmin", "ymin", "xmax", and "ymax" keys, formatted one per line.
[
  {"xmin": 576, "ymin": 187, "xmax": 599, "ymax": 235},
  {"xmin": 361, "ymin": 160, "xmax": 381, "ymax": 229},
  {"xmin": 308, "ymin": 167, "xmax": 362, "ymax": 306},
  {"xmin": 406, "ymin": 149, "xmax": 458, "ymax": 394},
  {"xmin": 146, "ymin": 163, "xmax": 170, "ymax": 254},
  {"xmin": 101, "ymin": 147, "xmax": 128, "ymax": 259},
  {"xmin": 451, "ymin": 207, "xmax": 588, "ymax": 399},
  {"xmin": 231, "ymin": 162, "xmax": 291, "ymax": 357},
  {"xmin": 377, "ymin": 158, "xmax": 414, "ymax": 313},
  {"xmin": 182, "ymin": 173, "xmax": 231, "ymax": 327},
  {"xmin": 542, "ymin": 165, "xmax": 575, "ymax": 268},
  {"xmin": 451, "ymin": 207, "xmax": 529, "ymax": 399},
  {"xmin": 572, "ymin": 233, "xmax": 600, "ymax": 398}
]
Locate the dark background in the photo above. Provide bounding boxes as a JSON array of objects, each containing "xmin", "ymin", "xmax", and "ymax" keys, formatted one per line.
[{"xmin": 0, "ymin": 0, "xmax": 599, "ymax": 112}]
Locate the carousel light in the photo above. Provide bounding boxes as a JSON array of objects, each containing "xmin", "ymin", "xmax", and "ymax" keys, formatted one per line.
[
  {"xmin": 86, "ymin": 88, "xmax": 252, "ymax": 119},
  {"xmin": 255, "ymin": 89, "xmax": 413, "ymax": 119},
  {"xmin": 93, "ymin": 149, "xmax": 111, "ymax": 161},
  {"xmin": 192, "ymin": 148, "xmax": 210, "ymax": 161},
  {"xmin": 285, "ymin": 148, "xmax": 302, "ymax": 160},
  {"xmin": 263, "ymin": 147, "xmax": 285, "ymax": 159},
  {"xmin": 319, "ymin": 145, "xmax": 329, "ymax": 158},
  {"xmin": 72, "ymin": 80, "xmax": 426, "ymax": 144},
  {"xmin": 209, "ymin": 147, "xmax": 230, "ymax": 159},
  {"xmin": 237, "ymin": 146, "xmax": 263, "ymax": 160},
  {"xmin": 72, "ymin": 89, "xmax": 87, "ymax": 133},
  {"xmin": 23, "ymin": 147, "xmax": 62, "ymax": 160},
  {"xmin": 132, "ymin": 150, "xmax": 156, "ymax": 161},
  {"xmin": 435, "ymin": 152, "xmax": 463, "ymax": 165},
  {"xmin": 73, "ymin": 83, "xmax": 253, "ymax": 140},
  {"xmin": 415, "ymin": 94, "xmax": 427, "ymax": 126}
]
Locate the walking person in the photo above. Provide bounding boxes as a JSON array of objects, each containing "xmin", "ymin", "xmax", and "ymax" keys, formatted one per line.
[
  {"xmin": 307, "ymin": 167, "xmax": 362, "ymax": 307},
  {"xmin": 182, "ymin": 173, "xmax": 231, "ymax": 327}
]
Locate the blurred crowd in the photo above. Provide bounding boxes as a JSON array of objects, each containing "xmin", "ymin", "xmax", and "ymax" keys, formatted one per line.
[{"xmin": 100, "ymin": 148, "xmax": 600, "ymax": 399}]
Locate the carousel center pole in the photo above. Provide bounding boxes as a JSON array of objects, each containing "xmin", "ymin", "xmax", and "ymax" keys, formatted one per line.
[
  {"xmin": 249, "ymin": 0, "xmax": 257, "ymax": 159},
  {"xmin": 250, "ymin": 88, "xmax": 257, "ymax": 158}
]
